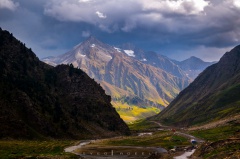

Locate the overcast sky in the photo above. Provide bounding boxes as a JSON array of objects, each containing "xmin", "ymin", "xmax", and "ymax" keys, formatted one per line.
[{"xmin": 0, "ymin": 0, "xmax": 240, "ymax": 61}]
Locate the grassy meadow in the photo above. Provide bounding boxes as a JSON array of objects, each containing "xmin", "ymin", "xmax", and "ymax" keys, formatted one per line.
[
  {"xmin": 189, "ymin": 118, "xmax": 240, "ymax": 158},
  {"xmin": 83, "ymin": 130, "xmax": 190, "ymax": 150},
  {"xmin": 128, "ymin": 119, "xmax": 160, "ymax": 131},
  {"xmin": 0, "ymin": 140, "xmax": 78, "ymax": 159},
  {"xmin": 190, "ymin": 120, "xmax": 240, "ymax": 142},
  {"xmin": 112, "ymin": 101, "xmax": 160, "ymax": 123}
]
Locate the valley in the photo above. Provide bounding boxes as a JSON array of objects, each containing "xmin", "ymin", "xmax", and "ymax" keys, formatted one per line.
[
  {"xmin": 112, "ymin": 101, "xmax": 160, "ymax": 123},
  {"xmin": 62, "ymin": 121, "xmax": 194, "ymax": 159},
  {"xmin": 1, "ymin": 27, "xmax": 240, "ymax": 159},
  {"xmin": 1, "ymin": 115, "xmax": 239, "ymax": 159},
  {"xmin": 63, "ymin": 114, "xmax": 240, "ymax": 159},
  {"xmin": 42, "ymin": 36, "xmax": 213, "ymax": 123}
]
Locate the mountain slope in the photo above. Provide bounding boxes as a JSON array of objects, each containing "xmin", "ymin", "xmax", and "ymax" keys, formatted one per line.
[
  {"xmin": 119, "ymin": 43, "xmax": 187, "ymax": 79},
  {"xmin": 119, "ymin": 44, "xmax": 215, "ymax": 81},
  {"xmin": 43, "ymin": 37, "xmax": 190, "ymax": 109},
  {"xmin": 0, "ymin": 28, "xmax": 129, "ymax": 139},
  {"xmin": 152, "ymin": 45, "xmax": 240, "ymax": 126}
]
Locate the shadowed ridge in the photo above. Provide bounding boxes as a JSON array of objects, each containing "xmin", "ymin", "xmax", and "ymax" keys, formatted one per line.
[{"xmin": 0, "ymin": 29, "xmax": 130, "ymax": 139}]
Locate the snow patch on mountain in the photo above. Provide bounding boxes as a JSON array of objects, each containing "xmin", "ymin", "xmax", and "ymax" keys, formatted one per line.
[
  {"xmin": 91, "ymin": 44, "xmax": 96, "ymax": 48},
  {"xmin": 106, "ymin": 55, "xmax": 112, "ymax": 59},
  {"xmin": 124, "ymin": 50, "xmax": 135, "ymax": 57},
  {"xmin": 141, "ymin": 58, "xmax": 147, "ymax": 62},
  {"xmin": 75, "ymin": 52, "xmax": 86, "ymax": 59},
  {"xmin": 114, "ymin": 47, "xmax": 121, "ymax": 52}
]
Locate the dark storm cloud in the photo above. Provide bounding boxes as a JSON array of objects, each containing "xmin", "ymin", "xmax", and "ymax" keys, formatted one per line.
[{"xmin": 0, "ymin": 0, "xmax": 239, "ymax": 61}]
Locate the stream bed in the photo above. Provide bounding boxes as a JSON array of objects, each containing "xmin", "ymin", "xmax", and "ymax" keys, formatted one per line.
[{"xmin": 174, "ymin": 149, "xmax": 196, "ymax": 159}]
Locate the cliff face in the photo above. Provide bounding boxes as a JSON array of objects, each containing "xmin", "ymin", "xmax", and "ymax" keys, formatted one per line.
[
  {"xmin": 152, "ymin": 45, "xmax": 240, "ymax": 126},
  {"xmin": 0, "ymin": 28, "xmax": 129, "ymax": 139}
]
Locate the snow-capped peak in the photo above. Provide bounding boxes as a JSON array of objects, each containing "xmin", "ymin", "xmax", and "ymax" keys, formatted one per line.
[{"xmin": 124, "ymin": 50, "xmax": 135, "ymax": 57}]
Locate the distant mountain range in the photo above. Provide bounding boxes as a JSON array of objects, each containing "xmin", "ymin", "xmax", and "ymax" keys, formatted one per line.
[
  {"xmin": 43, "ymin": 36, "xmax": 214, "ymax": 121},
  {"xmin": 174, "ymin": 56, "xmax": 216, "ymax": 80},
  {"xmin": 152, "ymin": 45, "xmax": 240, "ymax": 126},
  {"xmin": 0, "ymin": 28, "xmax": 129, "ymax": 139}
]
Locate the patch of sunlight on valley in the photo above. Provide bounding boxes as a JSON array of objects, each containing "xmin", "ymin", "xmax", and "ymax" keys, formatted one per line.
[{"xmin": 111, "ymin": 101, "xmax": 160, "ymax": 123}]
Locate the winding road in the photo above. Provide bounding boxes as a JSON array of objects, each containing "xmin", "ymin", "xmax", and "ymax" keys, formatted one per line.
[
  {"xmin": 65, "ymin": 139, "xmax": 167, "ymax": 159},
  {"xmin": 150, "ymin": 121, "xmax": 204, "ymax": 159},
  {"xmin": 151, "ymin": 121, "xmax": 204, "ymax": 142},
  {"xmin": 65, "ymin": 121, "xmax": 204, "ymax": 159}
]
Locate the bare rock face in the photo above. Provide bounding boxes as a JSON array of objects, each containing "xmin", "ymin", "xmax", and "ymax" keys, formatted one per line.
[{"xmin": 0, "ymin": 28, "xmax": 129, "ymax": 139}]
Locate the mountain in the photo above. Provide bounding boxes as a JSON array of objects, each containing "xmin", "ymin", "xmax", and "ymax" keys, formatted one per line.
[
  {"xmin": 151, "ymin": 45, "xmax": 240, "ymax": 126},
  {"xmin": 0, "ymin": 28, "xmax": 129, "ymax": 139},
  {"xmin": 118, "ymin": 44, "xmax": 215, "ymax": 81},
  {"xmin": 43, "ymin": 36, "xmax": 191, "ymax": 121},
  {"xmin": 174, "ymin": 56, "xmax": 216, "ymax": 80},
  {"xmin": 119, "ymin": 43, "xmax": 187, "ymax": 79}
]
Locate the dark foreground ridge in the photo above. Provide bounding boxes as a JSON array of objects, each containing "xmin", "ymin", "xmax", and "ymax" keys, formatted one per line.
[
  {"xmin": 152, "ymin": 44, "xmax": 240, "ymax": 126},
  {"xmin": 0, "ymin": 28, "xmax": 129, "ymax": 139}
]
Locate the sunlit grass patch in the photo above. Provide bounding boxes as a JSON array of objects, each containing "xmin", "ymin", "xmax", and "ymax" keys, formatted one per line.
[
  {"xmin": 190, "ymin": 123, "xmax": 240, "ymax": 142},
  {"xmin": 112, "ymin": 101, "xmax": 160, "ymax": 123},
  {"xmin": 128, "ymin": 119, "xmax": 159, "ymax": 131}
]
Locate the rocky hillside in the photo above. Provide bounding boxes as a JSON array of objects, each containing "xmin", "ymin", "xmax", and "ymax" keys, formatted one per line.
[
  {"xmin": 0, "ymin": 28, "xmax": 129, "ymax": 139},
  {"xmin": 152, "ymin": 45, "xmax": 240, "ymax": 126},
  {"xmin": 119, "ymin": 44, "xmax": 214, "ymax": 81},
  {"xmin": 119, "ymin": 43, "xmax": 187, "ymax": 79}
]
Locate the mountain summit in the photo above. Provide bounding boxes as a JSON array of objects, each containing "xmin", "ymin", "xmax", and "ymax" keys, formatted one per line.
[{"xmin": 173, "ymin": 56, "xmax": 216, "ymax": 80}]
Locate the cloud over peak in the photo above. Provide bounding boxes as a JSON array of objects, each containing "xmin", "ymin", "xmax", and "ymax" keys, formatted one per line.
[
  {"xmin": 1, "ymin": 0, "xmax": 240, "ymax": 62},
  {"xmin": 43, "ymin": 0, "xmax": 212, "ymax": 33},
  {"xmin": 82, "ymin": 31, "xmax": 91, "ymax": 37}
]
